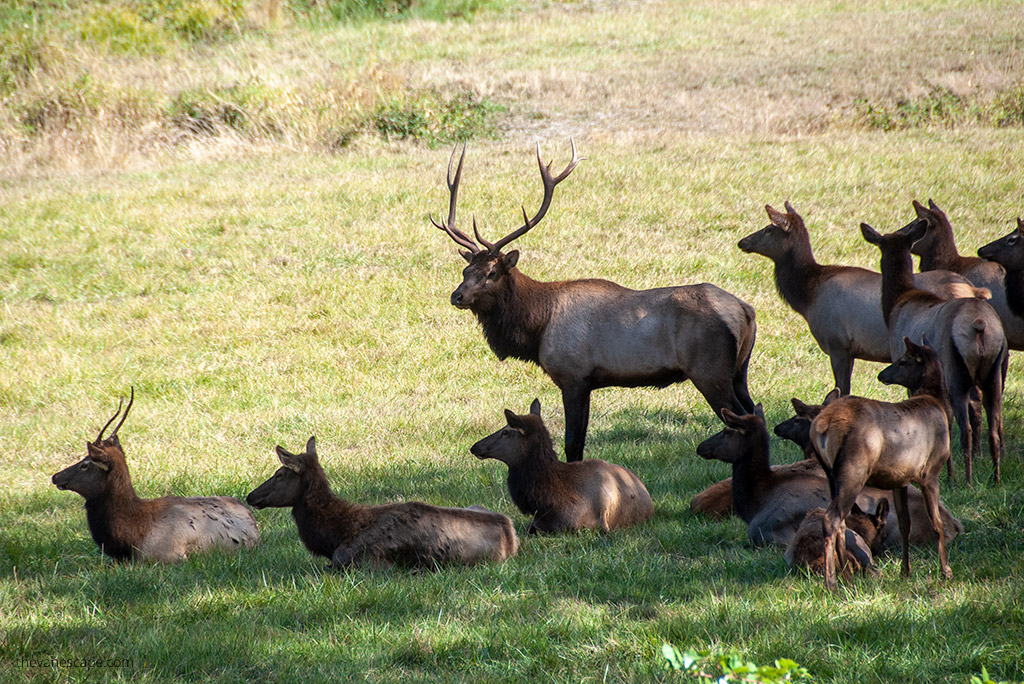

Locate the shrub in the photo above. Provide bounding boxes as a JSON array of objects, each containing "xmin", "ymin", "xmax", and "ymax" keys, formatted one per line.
[
  {"xmin": 661, "ymin": 643, "xmax": 812, "ymax": 683},
  {"xmin": 373, "ymin": 89, "xmax": 503, "ymax": 146}
]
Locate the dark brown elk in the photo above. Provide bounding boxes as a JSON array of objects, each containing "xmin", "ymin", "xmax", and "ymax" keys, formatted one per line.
[
  {"xmin": 246, "ymin": 437, "xmax": 518, "ymax": 568},
  {"xmin": 51, "ymin": 390, "xmax": 259, "ymax": 563},
  {"xmin": 978, "ymin": 218, "xmax": 1024, "ymax": 328},
  {"xmin": 738, "ymin": 202, "xmax": 980, "ymax": 395},
  {"xmin": 910, "ymin": 200, "xmax": 1024, "ymax": 348},
  {"xmin": 810, "ymin": 338, "xmax": 953, "ymax": 589},
  {"xmin": 862, "ymin": 219, "xmax": 1007, "ymax": 484},
  {"xmin": 470, "ymin": 399, "xmax": 653, "ymax": 534},
  {"xmin": 693, "ymin": 397, "xmax": 961, "ymax": 550},
  {"xmin": 784, "ymin": 500, "xmax": 889, "ymax": 578},
  {"xmin": 433, "ymin": 141, "xmax": 757, "ymax": 461}
]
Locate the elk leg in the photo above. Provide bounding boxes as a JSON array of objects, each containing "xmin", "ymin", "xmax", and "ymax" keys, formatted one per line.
[
  {"xmin": 892, "ymin": 485, "xmax": 911, "ymax": 577},
  {"xmin": 562, "ymin": 386, "xmax": 591, "ymax": 462},
  {"xmin": 732, "ymin": 355, "xmax": 756, "ymax": 414},
  {"xmin": 950, "ymin": 389, "xmax": 973, "ymax": 485},
  {"xmin": 919, "ymin": 480, "xmax": 951, "ymax": 579},
  {"xmin": 821, "ymin": 506, "xmax": 844, "ymax": 591},
  {"xmin": 828, "ymin": 352, "xmax": 854, "ymax": 396},
  {"xmin": 981, "ymin": 368, "xmax": 1004, "ymax": 485}
]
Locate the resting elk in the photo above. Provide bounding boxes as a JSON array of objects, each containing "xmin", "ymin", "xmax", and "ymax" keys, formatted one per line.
[
  {"xmin": 910, "ymin": 200, "xmax": 1024, "ymax": 348},
  {"xmin": 784, "ymin": 500, "xmax": 889, "ymax": 578},
  {"xmin": 862, "ymin": 219, "xmax": 1006, "ymax": 484},
  {"xmin": 246, "ymin": 437, "xmax": 518, "ymax": 569},
  {"xmin": 810, "ymin": 338, "xmax": 953, "ymax": 589},
  {"xmin": 51, "ymin": 389, "xmax": 259, "ymax": 562},
  {"xmin": 432, "ymin": 140, "xmax": 757, "ymax": 461},
  {"xmin": 470, "ymin": 398, "xmax": 653, "ymax": 534},
  {"xmin": 738, "ymin": 202, "xmax": 979, "ymax": 395}
]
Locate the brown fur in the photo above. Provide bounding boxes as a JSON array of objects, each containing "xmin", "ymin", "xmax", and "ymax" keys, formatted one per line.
[
  {"xmin": 738, "ymin": 202, "xmax": 979, "ymax": 395},
  {"xmin": 810, "ymin": 339, "xmax": 954, "ymax": 589},
  {"xmin": 784, "ymin": 500, "xmax": 888, "ymax": 577},
  {"xmin": 52, "ymin": 421, "xmax": 258, "ymax": 564},
  {"xmin": 471, "ymin": 399, "xmax": 653, "ymax": 534},
  {"xmin": 978, "ymin": 218, "xmax": 1024, "ymax": 324},
  {"xmin": 246, "ymin": 437, "xmax": 518, "ymax": 569},
  {"xmin": 863, "ymin": 220, "xmax": 1007, "ymax": 484},
  {"xmin": 435, "ymin": 143, "xmax": 756, "ymax": 461}
]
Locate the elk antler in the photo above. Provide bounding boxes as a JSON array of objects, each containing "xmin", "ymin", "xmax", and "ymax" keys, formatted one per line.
[
  {"xmin": 430, "ymin": 143, "xmax": 481, "ymax": 254},
  {"xmin": 490, "ymin": 138, "xmax": 582, "ymax": 253},
  {"xmin": 95, "ymin": 395, "xmax": 125, "ymax": 444},
  {"xmin": 109, "ymin": 386, "xmax": 134, "ymax": 441}
]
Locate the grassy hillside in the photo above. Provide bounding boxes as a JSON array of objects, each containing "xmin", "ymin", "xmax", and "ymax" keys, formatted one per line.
[{"xmin": 2, "ymin": 1, "xmax": 1024, "ymax": 682}]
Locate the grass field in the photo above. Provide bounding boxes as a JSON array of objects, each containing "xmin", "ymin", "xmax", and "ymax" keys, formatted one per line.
[{"xmin": 3, "ymin": 1, "xmax": 1024, "ymax": 682}]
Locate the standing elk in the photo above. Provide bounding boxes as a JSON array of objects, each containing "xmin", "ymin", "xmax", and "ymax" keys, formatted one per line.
[
  {"xmin": 51, "ymin": 389, "xmax": 260, "ymax": 563},
  {"xmin": 470, "ymin": 398, "xmax": 653, "ymax": 534},
  {"xmin": 738, "ymin": 202, "xmax": 980, "ymax": 395},
  {"xmin": 977, "ymin": 218, "xmax": 1024, "ymax": 328},
  {"xmin": 861, "ymin": 219, "xmax": 1006, "ymax": 484},
  {"xmin": 910, "ymin": 200, "xmax": 1024, "ymax": 348},
  {"xmin": 433, "ymin": 141, "xmax": 756, "ymax": 461},
  {"xmin": 810, "ymin": 338, "xmax": 953, "ymax": 589},
  {"xmin": 246, "ymin": 437, "xmax": 518, "ymax": 569}
]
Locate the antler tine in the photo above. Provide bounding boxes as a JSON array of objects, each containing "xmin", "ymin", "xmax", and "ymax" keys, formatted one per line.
[
  {"xmin": 95, "ymin": 395, "xmax": 125, "ymax": 444},
  {"xmin": 110, "ymin": 386, "xmax": 134, "ymax": 439},
  {"xmin": 491, "ymin": 138, "xmax": 582, "ymax": 253},
  {"xmin": 431, "ymin": 143, "xmax": 481, "ymax": 254},
  {"xmin": 473, "ymin": 215, "xmax": 494, "ymax": 252}
]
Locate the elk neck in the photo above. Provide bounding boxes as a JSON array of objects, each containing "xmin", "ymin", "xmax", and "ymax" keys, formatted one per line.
[
  {"xmin": 728, "ymin": 429, "xmax": 774, "ymax": 524},
  {"xmin": 290, "ymin": 463, "xmax": 362, "ymax": 559},
  {"xmin": 916, "ymin": 222, "xmax": 961, "ymax": 272},
  {"xmin": 475, "ymin": 269, "xmax": 555, "ymax": 364},
  {"xmin": 878, "ymin": 244, "xmax": 922, "ymax": 326},
  {"xmin": 769, "ymin": 234, "xmax": 823, "ymax": 316},
  {"xmin": 505, "ymin": 424, "xmax": 573, "ymax": 516},
  {"xmin": 83, "ymin": 458, "xmax": 155, "ymax": 560}
]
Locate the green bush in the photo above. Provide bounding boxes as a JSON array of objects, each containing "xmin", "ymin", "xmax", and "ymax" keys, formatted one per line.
[
  {"xmin": 661, "ymin": 643, "xmax": 812, "ymax": 682},
  {"xmin": 373, "ymin": 89, "xmax": 503, "ymax": 146}
]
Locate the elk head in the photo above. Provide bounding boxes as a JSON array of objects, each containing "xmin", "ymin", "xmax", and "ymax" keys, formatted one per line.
[
  {"xmin": 737, "ymin": 202, "xmax": 806, "ymax": 259},
  {"xmin": 470, "ymin": 398, "xmax": 549, "ymax": 467},
  {"xmin": 247, "ymin": 436, "xmax": 317, "ymax": 509},
  {"xmin": 877, "ymin": 336, "xmax": 942, "ymax": 393},
  {"xmin": 977, "ymin": 218, "xmax": 1024, "ymax": 269},
  {"xmin": 695, "ymin": 404, "xmax": 766, "ymax": 463},
  {"xmin": 431, "ymin": 140, "xmax": 581, "ymax": 312},
  {"xmin": 909, "ymin": 199, "xmax": 950, "ymax": 257},
  {"xmin": 52, "ymin": 389, "xmax": 134, "ymax": 499}
]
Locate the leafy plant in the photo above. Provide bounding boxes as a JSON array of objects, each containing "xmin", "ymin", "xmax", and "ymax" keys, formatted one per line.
[
  {"xmin": 970, "ymin": 666, "xmax": 1024, "ymax": 684},
  {"xmin": 662, "ymin": 643, "xmax": 812, "ymax": 683}
]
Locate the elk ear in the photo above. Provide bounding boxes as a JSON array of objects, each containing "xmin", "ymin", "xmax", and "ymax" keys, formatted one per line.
[
  {"xmin": 720, "ymin": 408, "xmax": 746, "ymax": 432},
  {"xmin": 275, "ymin": 445, "xmax": 303, "ymax": 472},
  {"xmin": 529, "ymin": 398, "xmax": 541, "ymax": 416},
  {"xmin": 823, "ymin": 387, "xmax": 841, "ymax": 404},
  {"xmin": 928, "ymin": 198, "xmax": 941, "ymax": 212},
  {"xmin": 502, "ymin": 250, "xmax": 519, "ymax": 270},
  {"xmin": 765, "ymin": 204, "xmax": 790, "ymax": 230},
  {"xmin": 504, "ymin": 409, "xmax": 528, "ymax": 432},
  {"xmin": 1017, "ymin": 217, "xmax": 1024, "ymax": 234},
  {"xmin": 873, "ymin": 498, "xmax": 890, "ymax": 524},
  {"xmin": 86, "ymin": 442, "xmax": 104, "ymax": 458},
  {"xmin": 912, "ymin": 199, "xmax": 929, "ymax": 219},
  {"xmin": 860, "ymin": 222, "xmax": 883, "ymax": 245},
  {"xmin": 753, "ymin": 403, "xmax": 765, "ymax": 420},
  {"xmin": 459, "ymin": 249, "xmax": 473, "ymax": 263},
  {"xmin": 901, "ymin": 218, "xmax": 928, "ymax": 243},
  {"xmin": 783, "ymin": 200, "xmax": 798, "ymax": 216},
  {"xmin": 305, "ymin": 436, "xmax": 317, "ymax": 458}
]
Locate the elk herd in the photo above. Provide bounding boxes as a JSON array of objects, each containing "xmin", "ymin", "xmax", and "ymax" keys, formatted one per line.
[{"xmin": 48, "ymin": 140, "xmax": 1024, "ymax": 591}]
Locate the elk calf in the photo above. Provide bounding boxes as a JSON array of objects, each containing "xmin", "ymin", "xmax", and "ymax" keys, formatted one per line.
[
  {"xmin": 738, "ymin": 202, "xmax": 977, "ymax": 395},
  {"xmin": 810, "ymin": 338, "xmax": 953, "ymax": 589},
  {"xmin": 862, "ymin": 219, "xmax": 1007, "ymax": 484},
  {"xmin": 51, "ymin": 391, "xmax": 259, "ymax": 563},
  {"xmin": 470, "ymin": 399, "xmax": 653, "ymax": 534},
  {"xmin": 434, "ymin": 141, "xmax": 756, "ymax": 461},
  {"xmin": 784, "ymin": 500, "xmax": 889, "ymax": 577},
  {"xmin": 246, "ymin": 437, "xmax": 518, "ymax": 569}
]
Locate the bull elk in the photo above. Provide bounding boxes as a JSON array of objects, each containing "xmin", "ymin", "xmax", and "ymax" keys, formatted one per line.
[
  {"xmin": 910, "ymin": 200, "xmax": 1024, "ymax": 348},
  {"xmin": 51, "ymin": 389, "xmax": 260, "ymax": 563},
  {"xmin": 738, "ymin": 202, "xmax": 980, "ymax": 395},
  {"xmin": 862, "ymin": 219, "xmax": 1006, "ymax": 484},
  {"xmin": 433, "ymin": 141, "xmax": 757, "ymax": 461}
]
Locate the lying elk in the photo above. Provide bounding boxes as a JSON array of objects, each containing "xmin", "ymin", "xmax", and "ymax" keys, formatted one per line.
[
  {"xmin": 433, "ymin": 141, "xmax": 756, "ymax": 461},
  {"xmin": 784, "ymin": 500, "xmax": 889, "ymax": 578},
  {"xmin": 911, "ymin": 200, "xmax": 1024, "ymax": 348},
  {"xmin": 471, "ymin": 399, "xmax": 653, "ymax": 534},
  {"xmin": 810, "ymin": 338, "xmax": 953, "ymax": 589},
  {"xmin": 862, "ymin": 219, "xmax": 1006, "ymax": 484},
  {"xmin": 978, "ymin": 218, "xmax": 1024, "ymax": 334},
  {"xmin": 738, "ymin": 202, "xmax": 980, "ymax": 395},
  {"xmin": 51, "ymin": 389, "xmax": 259, "ymax": 562},
  {"xmin": 246, "ymin": 437, "xmax": 518, "ymax": 569}
]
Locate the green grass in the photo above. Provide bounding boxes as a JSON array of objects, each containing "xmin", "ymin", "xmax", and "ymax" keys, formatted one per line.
[{"xmin": 3, "ymin": 0, "xmax": 1024, "ymax": 682}]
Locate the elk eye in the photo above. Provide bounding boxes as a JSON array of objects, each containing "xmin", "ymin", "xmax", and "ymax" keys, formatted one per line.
[
  {"xmin": 80, "ymin": 462, "xmax": 89, "ymax": 470},
  {"xmin": 501, "ymin": 429, "xmax": 510, "ymax": 438},
  {"xmin": 1009, "ymin": 237, "xmax": 1018, "ymax": 245},
  {"xmin": 487, "ymin": 270, "xmax": 499, "ymax": 281}
]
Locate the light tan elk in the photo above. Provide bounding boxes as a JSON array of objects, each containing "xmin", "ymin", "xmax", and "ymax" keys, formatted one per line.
[
  {"xmin": 471, "ymin": 399, "xmax": 653, "ymax": 534},
  {"xmin": 433, "ymin": 141, "xmax": 757, "ymax": 461},
  {"xmin": 246, "ymin": 437, "xmax": 518, "ymax": 569},
  {"xmin": 810, "ymin": 338, "xmax": 953, "ymax": 589},
  {"xmin": 978, "ymin": 218, "xmax": 1024, "ymax": 333},
  {"xmin": 51, "ymin": 389, "xmax": 259, "ymax": 563},
  {"xmin": 862, "ymin": 219, "xmax": 1007, "ymax": 484},
  {"xmin": 911, "ymin": 200, "xmax": 1024, "ymax": 348},
  {"xmin": 738, "ymin": 202, "xmax": 979, "ymax": 395}
]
